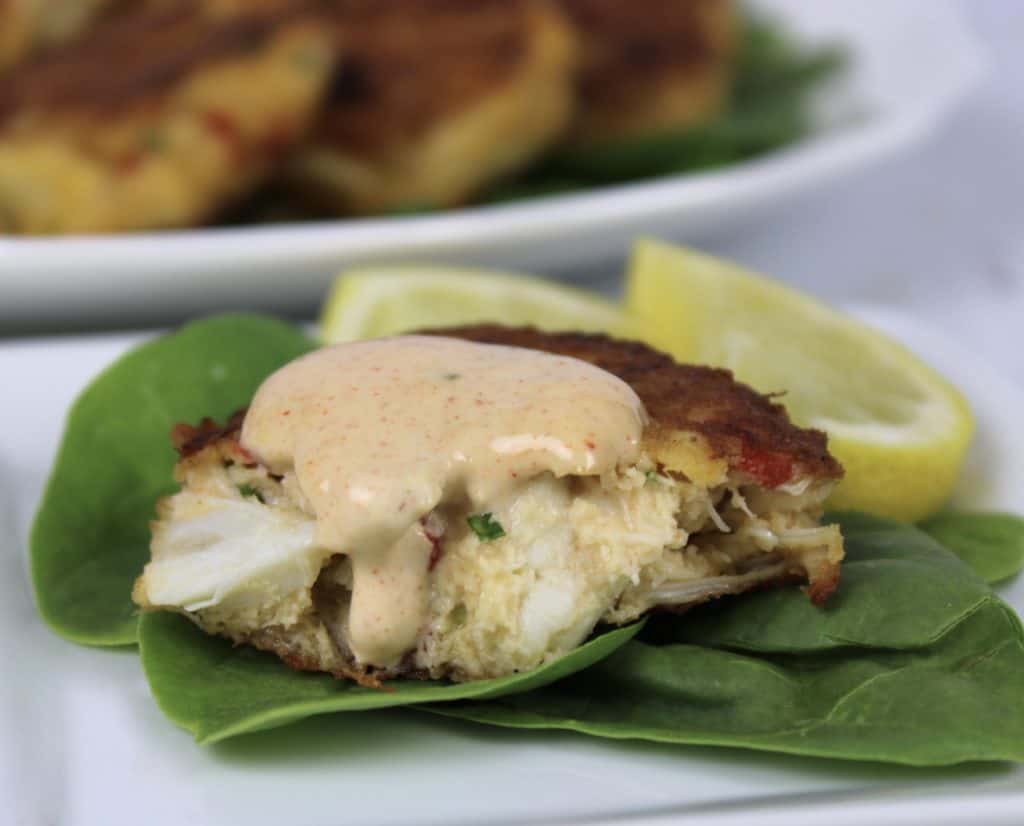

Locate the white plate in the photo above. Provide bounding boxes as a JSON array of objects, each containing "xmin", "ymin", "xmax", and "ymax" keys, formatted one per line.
[
  {"xmin": 1, "ymin": 306, "xmax": 1022, "ymax": 826},
  {"xmin": 0, "ymin": 0, "xmax": 986, "ymax": 328}
]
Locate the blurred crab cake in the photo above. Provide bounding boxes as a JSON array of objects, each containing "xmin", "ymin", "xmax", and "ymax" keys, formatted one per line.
[
  {"xmin": 558, "ymin": 0, "xmax": 737, "ymax": 145},
  {"xmin": 0, "ymin": 0, "xmax": 335, "ymax": 235},
  {"xmin": 0, "ymin": 0, "xmax": 121, "ymax": 71},
  {"xmin": 287, "ymin": 0, "xmax": 577, "ymax": 215},
  {"xmin": 134, "ymin": 328, "xmax": 844, "ymax": 685}
]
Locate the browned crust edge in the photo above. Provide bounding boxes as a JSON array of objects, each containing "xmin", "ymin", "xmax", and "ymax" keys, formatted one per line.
[
  {"xmin": 0, "ymin": 0, "xmax": 327, "ymax": 124},
  {"xmin": 419, "ymin": 325, "xmax": 844, "ymax": 487}
]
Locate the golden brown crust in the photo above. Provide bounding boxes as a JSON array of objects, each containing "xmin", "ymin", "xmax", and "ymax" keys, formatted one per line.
[
  {"xmin": 805, "ymin": 564, "xmax": 841, "ymax": 606},
  {"xmin": 171, "ymin": 409, "xmax": 247, "ymax": 458},
  {"xmin": 288, "ymin": 0, "xmax": 577, "ymax": 213},
  {"xmin": 317, "ymin": 0, "xmax": 549, "ymax": 152},
  {"xmin": 558, "ymin": 0, "xmax": 737, "ymax": 143},
  {"xmin": 0, "ymin": 1, "xmax": 325, "ymax": 124},
  {"xmin": 421, "ymin": 325, "xmax": 843, "ymax": 488},
  {"xmin": 171, "ymin": 327, "xmax": 843, "ymax": 488},
  {"xmin": 0, "ymin": 0, "xmax": 123, "ymax": 72},
  {"xmin": 0, "ymin": 0, "xmax": 335, "ymax": 234}
]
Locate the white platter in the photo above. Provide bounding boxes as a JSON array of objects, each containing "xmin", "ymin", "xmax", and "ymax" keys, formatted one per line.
[
  {"xmin": 0, "ymin": 0, "xmax": 986, "ymax": 328},
  {"xmin": 1, "ymin": 306, "xmax": 1022, "ymax": 826}
]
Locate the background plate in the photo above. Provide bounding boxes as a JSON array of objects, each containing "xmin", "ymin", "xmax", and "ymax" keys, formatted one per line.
[
  {"xmin": 1, "ymin": 306, "xmax": 1022, "ymax": 825},
  {"xmin": 0, "ymin": 0, "xmax": 986, "ymax": 328}
]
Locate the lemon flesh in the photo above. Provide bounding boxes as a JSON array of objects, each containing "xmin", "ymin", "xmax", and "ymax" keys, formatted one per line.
[
  {"xmin": 320, "ymin": 265, "xmax": 632, "ymax": 343},
  {"xmin": 625, "ymin": 239, "xmax": 974, "ymax": 522}
]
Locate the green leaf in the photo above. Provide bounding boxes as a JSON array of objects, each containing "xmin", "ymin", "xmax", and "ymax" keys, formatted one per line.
[
  {"xmin": 29, "ymin": 314, "xmax": 315, "ymax": 646},
  {"xmin": 430, "ymin": 604, "xmax": 1024, "ymax": 766},
  {"xmin": 920, "ymin": 512, "xmax": 1024, "ymax": 584},
  {"xmin": 430, "ymin": 515, "xmax": 1024, "ymax": 765},
  {"xmin": 647, "ymin": 512, "xmax": 994, "ymax": 653},
  {"xmin": 137, "ymin": 612, "xmax": 642, "ymax": 744},
  {"xmin": 731, "ymin": 16, "xmax": 847, "ymax": 107}
]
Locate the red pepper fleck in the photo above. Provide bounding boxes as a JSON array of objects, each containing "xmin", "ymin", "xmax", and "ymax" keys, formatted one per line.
[
  {"xmin": 236, "ymin": 445, "xmax": 259, "ymax": 468},
  {"xmin": 427, "ymin": 539, "xmax": 444, "ymax": 572},
  {"xmin": 202, "ymin": 110, "xmax": 243, "ymax": 161},
  {"xmin": 422, "ymin": 518, "xmax": 444, "ymax": 571},
  {"xmin": 114, "ymin": 152, "xmax": 142, "ymax": 176},
  {"xmin": 738, "ymin": 446, "xmax": 793, "ymax": 488}
]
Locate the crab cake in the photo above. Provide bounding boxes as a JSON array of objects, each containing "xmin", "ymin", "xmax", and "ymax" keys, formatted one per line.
[
  {"xmin": 0, "ymin": 0, "xmax": 335, "ymax": 235},
  {"xmin": 0, "ymin": 0, "xmax": 120, "ymax": 71},
  {"xmin": 558, "ymin": 0, "xmax": 737, "ymax": 145},
  {"xmin": 286, "ymin": 0, "xmax": 577, "ymax": 215},
  {"xmin": 133, "ymin": 327, "xmax": 844, "ymax": 685}
]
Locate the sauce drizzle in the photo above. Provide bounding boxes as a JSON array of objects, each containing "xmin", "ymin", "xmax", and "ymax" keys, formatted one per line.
[{"xmin": 241, "ymin": 335, "xmax": 645, "ymax": 667}]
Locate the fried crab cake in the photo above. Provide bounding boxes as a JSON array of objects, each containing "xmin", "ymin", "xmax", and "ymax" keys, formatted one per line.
[
  {"xmin": 558, "ymin": 0, "xmax": 737, "ymax": 145},
  {"xmin": 133, "ymin": 327, "xmax": 844, "ymax": 686},
  {"xmin": 0, "ymin": 0, "xmax": 121, "ymax": 71},
  {"xmin": 0, "ymin": 0, "xmax": 335, "ymax": 235},
  {"xmin": 286, "ymin": 0, "xmax": 577, "ymax": 215}
]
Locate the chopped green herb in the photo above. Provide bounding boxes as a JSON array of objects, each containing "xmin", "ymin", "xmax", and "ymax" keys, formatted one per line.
[
  {"xmin": 467, "ymin": 513, "xmax": 506, "ymax": 542},
  {"xmin": 142, "ymin": 129, "xmax": 167, "ymax": 153},
  {"xmin": 447, "ymin": 603, "xmax": 468, "ymax": 628},
  {"xmin": 645, "ymin": 470, "xmax": 660, "ymax": 484},
  {"xmin": 236, "ymin": 484, "xmax": 261, "ymax": 501},
  {"xmin": 442, "ymin": 372, "xmax": 461, "ymax": 381},
  {"xmin": 290, "ymin": 48, "xmax": 328, "ymax": 72}
]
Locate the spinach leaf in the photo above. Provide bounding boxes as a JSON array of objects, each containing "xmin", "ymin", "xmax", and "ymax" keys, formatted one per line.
[
  {"xmin": 920, "ymin": 512, "xmax": 1024, "ymax": 584},
  {"xmin": 30, "ymin": 315, "xmax": 314, "ymax": 646},
  {"xmin": 30, "ymin": 317, "xmax": 1024, "ymax": 766},
  {"xmin": 430, "ymin": 603, "xmax": 1024, "ymax": 766},
  {"xmin": 138, "ymin": 612, "xmax": 641, "ymax": 744},
  {"xmin": 430, "ymin": 515, "xmax": 1024, "ymax": 765},
  {"xmin": 647, "ymin": 512, "xmax": 994, "ymax": 653},
  {"xmin": 730, "ymin": 13, "xmax": 847, "ymax": 108}
]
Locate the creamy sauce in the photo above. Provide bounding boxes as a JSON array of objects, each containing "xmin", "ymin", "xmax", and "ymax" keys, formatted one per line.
[{"xmin": 241, "ymin": 336, "xmax": 645, "ymax": 668}]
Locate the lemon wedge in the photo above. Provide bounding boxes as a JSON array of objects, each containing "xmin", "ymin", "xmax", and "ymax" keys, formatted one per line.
[
  {"xmin": 320, "ymin": 265, "xmax": 632, "ymax": 342},
  {"xmin": 625, "ymin": 239, "xmax": 974, "ymax": 522}
]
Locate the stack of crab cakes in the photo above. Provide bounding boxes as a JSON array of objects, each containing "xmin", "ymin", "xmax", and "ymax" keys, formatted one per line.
[{"xmin": 0, "ymin": 0, "xmax": 738, "ymax": 234}]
